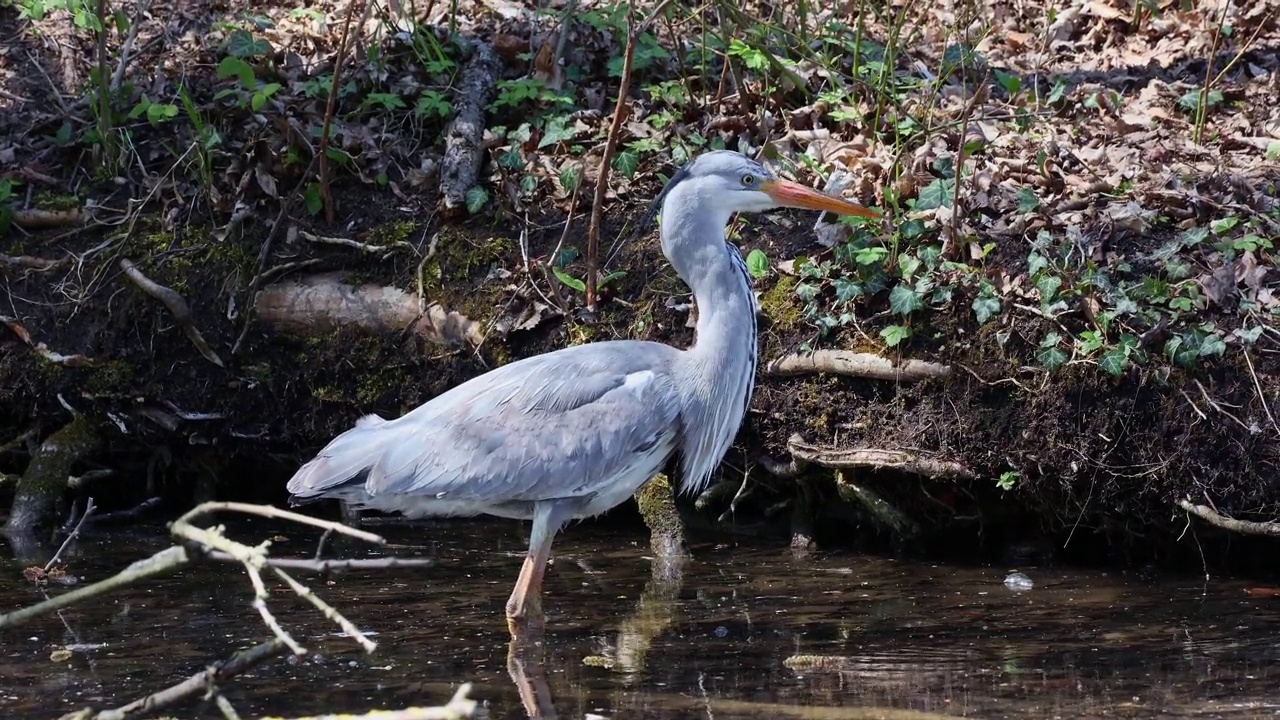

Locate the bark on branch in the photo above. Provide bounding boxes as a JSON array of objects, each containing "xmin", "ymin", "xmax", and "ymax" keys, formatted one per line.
[
  {"xmin": 767, "ymin": 350, "xmax": 951, "ymax": 381},
  {"xmin": 254, "ymin": 273, "xmax": 484, "ymax": 347},
  {"xmin": 439, "ymin": 39, "xmax": 501, "ymax": 218},
  {"xmin": 787, "ymin": 434, "xmax": 974, "ymax": 479},
  {"xmin": 1177, "ymin": 499, "xmax": 1280, "ymax": 537}
]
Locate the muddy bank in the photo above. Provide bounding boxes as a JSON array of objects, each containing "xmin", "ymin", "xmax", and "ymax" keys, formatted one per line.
[{"xmin": 1, "ymin": 182, "xmax": 1276, "ymax": 574}]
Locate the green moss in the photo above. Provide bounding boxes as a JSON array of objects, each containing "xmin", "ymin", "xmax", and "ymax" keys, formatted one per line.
[
  {"xmin": 759, "ymin": 275, "xmax": 802, "ymax": 332},
  {"xmin": 634, "ymin": 473, "xmax": 686, "ymax": 558},
  {"xmin": 567, "ymin": 322, "xmax": 597, "ymax": 346},
  {"xmin": 85, "ymin": 360, "xmax": 134, "ymax": 395},
  {"xmin": 31, "ymin": 191, "xmax": 82, "ymax": 212},
  {"xmin": 366, "ymin": 219, "xmax": 417, "ymax": 246}
]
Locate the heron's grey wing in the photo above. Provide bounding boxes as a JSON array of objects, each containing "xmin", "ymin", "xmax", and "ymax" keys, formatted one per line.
[{"xmin": 363, "ymin": 341, "xmax": 681, "ymax": 503}]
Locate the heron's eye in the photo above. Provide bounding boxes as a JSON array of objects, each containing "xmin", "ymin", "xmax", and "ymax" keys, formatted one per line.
[{"xmin": 740, "ymin": 174, "xmax": 755, "ymax": 187}]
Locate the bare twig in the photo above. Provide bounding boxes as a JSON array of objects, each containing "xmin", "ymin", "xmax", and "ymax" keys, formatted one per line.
[
  {"xmin": 172, "ymin": 501, "xmax": 387, "ymax": 545},
  {"xmin": 56, "ymin": 639, "xmax": 289, "ymax": 720},
  {"xmin": 46, "ymin": 498, "xmax": 97, "ymax": 572},
  {"xmin": 207, "ymin": 552, "xmax": 433, "ymax": 572},
  {"xmin": 231, "ymin": 153, "xmax": 319, "ymax": 357},
  {"xmin": 788, "ymin": 434, "xmax": 974, "ymax": 479},
  {"xmin": 766, "ymin": 350, "xmax": 951, "ymax": 381},
  {"xmin": 318, "ymin": 0, "xmax": 361, "ymax": 224},
  {"xmin": 110, "ymin": 0, "xmax": 153, "ymax": 90},
  {"xmin": 1242, "ymin": 350, "xmax": 1280, "ymax": 437},
  {"xmin": 120, "ymin": 259, "xmax": 224, "ymax": 367},
  {"xmin": 1177, "ymin": 499, "xmax": 1280, "ymax": 538},
  {"xmin": 300, "ymin": 230, "xmax": 411, "ymax": 256},
  {"xmin": 0, "ymin": 546, "xmax": 191, "ymax": 629},
  {"xmin": 584, "ymin": 0, "xmax": 638, "ymax": 310}
]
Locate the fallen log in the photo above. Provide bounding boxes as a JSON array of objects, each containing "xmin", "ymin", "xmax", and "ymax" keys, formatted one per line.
[
  {"xmin": 766, "ymin": 350, "xmax": 951, "ymax": 381},
  {"xmin": 439, "ymin": 39, "xmax": 502, "ymax": 218},
  {"xmin": 254, "ymin": 272, "xmax": 484, "ymax": 347},
  {"xmin": 787, "ymin": 434, "xmax": 974, "ymax": 480}
]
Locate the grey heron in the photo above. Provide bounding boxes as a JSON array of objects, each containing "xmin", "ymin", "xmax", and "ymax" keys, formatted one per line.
[{"xmin": 286, "ymin": 150, "xmax": 877, "ymax": 628}]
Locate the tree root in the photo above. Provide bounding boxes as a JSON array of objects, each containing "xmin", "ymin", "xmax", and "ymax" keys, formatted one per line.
[
  {"xmin": 119, "ymin": 259, "xmax": 224, "ymax": 368},
  {"xmin": 766, "ymin": 350, "xmax": 951, "ymax": 381},
  {"xmin": 439, "ymin": 38, "xmax": 501, "ymax": 218},
  {"xmin": 1, "ymin": 315, "xmax": 97, "ymax": 367},
  {"xmin": 1177, "ymin": 499, "xmax": 1280, "ymax": 538},
  {"xmin": 254, "ymin": 272, "xmax": 485, "ymax": 347},
  {"xmin": 4, "ymin": 415, "xmax": 100, "ymax": 539},
  {"xmin": 12, "ymin": 207, "xmax": 86, "ymax": 230},
  {"xmin": 787, "ymin": 434, "xmax": 975, "ymax": 480},
  {"xmin": 835, "ymin": 470, "xmax": 920, "ymax": 537}
]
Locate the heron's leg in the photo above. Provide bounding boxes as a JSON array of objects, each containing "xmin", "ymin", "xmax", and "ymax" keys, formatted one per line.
[{"xmin": 506, "ymin": 501, "xmax": 570, "ymax": 628}]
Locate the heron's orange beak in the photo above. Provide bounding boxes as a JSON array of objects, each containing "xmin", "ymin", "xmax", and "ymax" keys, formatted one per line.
[{"xmin": 762, "ymin": 178, "xmax": 880, "ymax": 219}]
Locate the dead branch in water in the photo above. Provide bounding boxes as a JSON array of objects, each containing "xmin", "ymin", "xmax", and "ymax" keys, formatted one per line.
[
  {"xmin": 1177, "ymin": 499, "xmax": 1280, "ymax": 537},
  {"xmin": 275, "ymin": 684, "xmax": 479, "ymax": 720},
  {"xmin": 56, "ymin": 639, "xmax": 289, "ymax": 720},
  {"xmin": 766, "ymin": 350, "xmax": 951, "ymax": 381},
  {"xmin": 788, "ymin": 434, "xmax": 975, "ymax": 480},
  {"xmin": 835, "ymin": 470, "xmax": 920, "ymax": 537},
  {"xmin": 119, "ymin": 259, "xmax": 224, "ymax": 367}
]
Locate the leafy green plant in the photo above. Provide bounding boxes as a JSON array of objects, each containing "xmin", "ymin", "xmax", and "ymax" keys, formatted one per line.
[{"xmin": 996, "ymin": 471, "xmax": 1020, "ymax": 491}]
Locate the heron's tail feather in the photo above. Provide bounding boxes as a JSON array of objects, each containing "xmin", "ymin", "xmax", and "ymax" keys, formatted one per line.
[{"xmin": 286, "ymin": 414, "xmax": 396, "ymax": 499}]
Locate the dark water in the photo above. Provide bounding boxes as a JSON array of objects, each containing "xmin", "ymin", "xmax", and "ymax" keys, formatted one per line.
[{"xmin": 2, "ymin": 516, "xmax": 1278, "ymax": 719}]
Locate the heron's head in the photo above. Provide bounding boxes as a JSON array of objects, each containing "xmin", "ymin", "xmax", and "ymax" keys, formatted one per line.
[
  {"xmin": 649, "ymin": 151, "xmax": 878, "ymax": 262},
  {"xmin": 655, "ymin": 150, "xmax": 879, "ymax": 220}
]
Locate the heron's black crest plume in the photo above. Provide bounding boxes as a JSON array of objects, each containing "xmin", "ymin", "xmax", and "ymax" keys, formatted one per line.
[{"xmin": 630, "ymin": 161, "xmax": 694, "ymax": 242}]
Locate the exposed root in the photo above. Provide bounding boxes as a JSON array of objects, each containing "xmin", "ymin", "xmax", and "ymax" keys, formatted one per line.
[
  {"xmin": 4, "ymin": 415, "xmax": 100, "ymax": 538},
  {"xmin": 835, "ymin": 470, "xmax": 920, "ymax": 537},
  {"xmin": 439, "ymin": 38, "xmax": 501, "ymax": 218},
  {"xmin": 766, "ymin": 350, "xmax": 951, "ymax": 381},
  {"xmin": 119, "ymin": 259, "xmax": 225, "ymax": 368},
  {"xmin": 787, "ymin": 434, "xmax": 975, "ymax": 480},
  {"xmin": 1177, "ymin": 499, "xmax": 1280, "ymax": 538},
  {"xmin": 254, "ymin": 272, "xmax": 485, "ymax": 347},
  {"xmin": 1, "ymin": 253, "xmax": 65, "ymax": 270},
  {"xmin": 300, "ymin": 229, "xmax": 412, "ymax": 256},
  {"xmin": 12, "ymin": 207, "xmax": 85, "ymax": 229}
]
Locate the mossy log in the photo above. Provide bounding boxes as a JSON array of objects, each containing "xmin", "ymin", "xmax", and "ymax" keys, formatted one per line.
[
  {"xmin": 633, "ymin": 473, "xmax": 688, "ymax": 559},
  {"xmin": 5, "ymin": 415, "xmax": 100, "ymax": 537}
]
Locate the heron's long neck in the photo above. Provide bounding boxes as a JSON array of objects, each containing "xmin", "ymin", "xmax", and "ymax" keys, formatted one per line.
[{"xmin": 666, "ymin": 213, "xmax": 760, "ymax": 495}]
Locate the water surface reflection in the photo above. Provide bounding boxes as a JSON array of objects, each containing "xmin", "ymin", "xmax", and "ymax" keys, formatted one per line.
[{"xmin": 1, "ymin": 517, "xmax": 1276, "ymax": 719}]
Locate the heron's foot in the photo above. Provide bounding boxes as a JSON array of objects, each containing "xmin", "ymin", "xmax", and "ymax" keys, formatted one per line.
[{"xmin": 506, "ymin": 591, "xmax": 547, "ymax": 638}]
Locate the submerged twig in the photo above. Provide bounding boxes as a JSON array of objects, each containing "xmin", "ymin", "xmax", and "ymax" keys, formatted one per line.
[
  {"xmin": 120, "ymin": 259, "xmax": 224, "ymax": 367},
  {"xmin": 47, "ymin": 498, "xmax": 97, "ymax": 572},
  {"xmin": 57, "ymin": 639, "xmax": 289, "ymax": 720}
]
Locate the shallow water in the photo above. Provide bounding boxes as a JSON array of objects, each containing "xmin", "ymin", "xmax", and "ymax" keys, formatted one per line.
[{"xmin": 2, "ymin": 515, "xmax": 1278, "ymax": 719}]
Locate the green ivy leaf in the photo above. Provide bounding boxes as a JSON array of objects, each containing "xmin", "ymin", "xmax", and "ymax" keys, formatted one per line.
[
  {"xmin": 745, "ymin": 249, "xmax": 769, "ymax": 279},
  {"xmin": 1036, "ymin": 332, "xmax": 1068, "ymax": 372},
  {"xmin": 613, "ymin": 149, "xmax": 639, "ymax": 179},
  {"xmin": 226, "ymin": 29, "xmax": 272, "ymax": 58},
  {"xmin": 915, "ymin": 178, "xmax": 955, "ymax": 210},
  {"xmin": 1016, "ymin": 187, "xmax": 1040, "ymax": 213},
  {"xmin": 880, "ymin": 324, "xmax": 911, "ymax": 348},
  {"xmin": 552, "ymin": 266, "xmax": 586, "ymax": 292},
  {"xmin": 1098, "ymin": 346, "xmax": 1129, "ymax": 376},
  {"xmin": 464, "ymin": 186, "xmax": 489, "ymax": 214},
  {"xmin": 1200, "ymin": 332, "xmax": 1227, "ymax": 357},
  {"xmin": 888, "ymin": 285, "xmax": 923, "ymax": 316},
  {"xmin": 1164, "ymin": 335, "xmax": 1197, "ymax": 368},
  {"xmin": 833, "ymin": 278, "xmax": 862, "ymax": 304},
  {"xmin": 972, "ymin": 291, "xmax": 1001, "ymax": 324},
  {"xmin": 303, "ymin": 183, "xmax": 323, "ymax": 216},
  {"xmin": 215, "ymin": 56, "xmax": 255, "ymax": 90}
]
